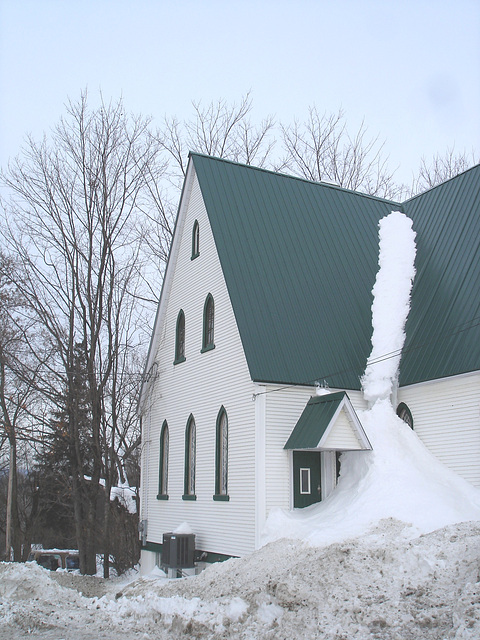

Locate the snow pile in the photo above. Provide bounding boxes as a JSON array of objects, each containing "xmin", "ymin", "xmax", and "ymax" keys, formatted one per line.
[
  {"xmin": 0, "ymin": 561, "xmax": 89, "ymax": 636},
  {"xmin": 362, "ymin": 211, "xmax": 416, "ymax": 404},
  {"xmin": 264, "ymin": 400, "xmax": 480, "ymax": 546},
  {"xmin": 3, "ymin": 521, "xmax": 480, "ymax": 639},
  {"xmin": 173, "ymin": 521, "xmax": 194, "ymax": 534},
  {"xmin": 107, "ymin": 519, "xmax": 480, "ymax": 639}
]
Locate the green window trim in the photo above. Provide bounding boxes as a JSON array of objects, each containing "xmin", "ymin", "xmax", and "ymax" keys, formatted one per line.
[
  {"xmin": 184, "ymin": 414, "xmax": 196, "ymax": 497},
  {"xmin": 214, "ymin": 406, "xmax": 229, "ymax": 499},
  {"xmin": 191, "ymin": 220, "xmax": 200, "ymax": 260},
  {"xmin": 174, "ymin": 310, "xmax": 186, "ymax": 364},
  {"xmin": 200, "ymin": 343, "xmax": 216, "ymax": 354},
  {"xmin": 158, "ymin": 420, "xmax": 169, "ymax": 498},
  {"xmin": 202, "ymin": 294, "xmax": 215, "ymax": 352}
]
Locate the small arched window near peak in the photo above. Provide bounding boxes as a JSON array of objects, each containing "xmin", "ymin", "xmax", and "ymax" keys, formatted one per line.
[
  {"xmin": 174, "ymin": 310, "xmax": 186, "ymax": 364},
  {"xmin": 191, "ymin": 220, "xmax": 200, "ymax": 260},
  {"xmin": 396, "ymin": 402, "xmax": 414, "ymax": 429},
  {"xmin": 157, "ymin": 421, "xmax": 169, "ymax": 499},
  {"xmin": 201, "ymin": 294, "xmax": 215, "ymax": 353}
]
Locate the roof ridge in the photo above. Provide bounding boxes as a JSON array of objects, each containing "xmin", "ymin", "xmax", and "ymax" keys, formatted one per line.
[
  {"xmin": 189, "ymin": 152, "xmax": 403, "ymax": 207},
  {"xmin": 401, "ymin": 162, "xmax": 480, "ymax": 205}
]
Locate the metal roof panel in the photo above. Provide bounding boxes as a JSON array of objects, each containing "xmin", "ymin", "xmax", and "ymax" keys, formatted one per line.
[{"xmin": 190, "ymin": 154, "xmax": 480, "ymax": 389}]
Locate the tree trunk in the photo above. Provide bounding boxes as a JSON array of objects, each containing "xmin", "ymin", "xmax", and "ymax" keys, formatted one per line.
[
  {"xmin": 6, "ymin": 439, "xmax": 22, "ymax": 561},
  {"xmin": 5, "ymin": 441, "xmax": 14, "ymax": 561},
  {"xmin": 71, "ymin": 473, "xmax": 99, "ymax": 575},
  {"xmin": 103, "ymin": 482, "xmax": 111, "ymax": 579}
]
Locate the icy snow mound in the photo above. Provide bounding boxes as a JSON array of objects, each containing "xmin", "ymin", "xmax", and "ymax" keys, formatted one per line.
[
  {"xmin": 98, "ymin": 519, "xmax": 480, "ymax": 639},
  {"xmin": 263, "ymin": 400, "xmax": 480, "ymax": 548},
  {"xmin": 0, "ymin": 561, "xmax": 90, "ymax": 638},
  {"xmin": 0, "ymin": 561, "xmax": 79, "ymax": 603},
  {"xmin": 2, "ymin": 522, "xmax": 480, "ymax": 639}
]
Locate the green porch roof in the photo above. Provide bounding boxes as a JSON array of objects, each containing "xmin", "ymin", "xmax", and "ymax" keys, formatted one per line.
[
  {"xmin": 190, "ymin": 154, "xmax": 480, "ymax": 389},
  {"xmin": 284, "ymin": 391, "xmax": 346, "ymax": 450}
]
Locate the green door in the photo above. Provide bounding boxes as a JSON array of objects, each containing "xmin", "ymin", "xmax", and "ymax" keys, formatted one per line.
[{"xmin": 293, "ymin": 451, "xmax": 322, "ymax": 508}]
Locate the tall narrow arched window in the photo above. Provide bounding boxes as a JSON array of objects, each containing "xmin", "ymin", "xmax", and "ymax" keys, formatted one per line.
[
  {"xmin": 214, "ymin": 407, "xmax": 229, "ymax": 501},
  {"xmin": 396, "ymin": 403, "xmax": 414, "ymax": 429},
  {"xmin": 174, "ymin": 310, "xmax": 186, "ymax": 364},
  {"xmin": 201, "ymin": 294, "xmax": 215, "ymax": 352},
  {"xmin": 191, "ymin": 220, "xmax": 200, "ymax": 259},
  {"xmin": 183, "ymin": 415, "xmax": 196, "ymax": 499},
  {"xmin": 157, "ymin": 421, "xmax": 169, "ymax": 499}
]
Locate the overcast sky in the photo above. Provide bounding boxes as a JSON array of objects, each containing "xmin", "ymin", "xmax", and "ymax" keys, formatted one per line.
[{"xmin": 1, "ymin": 0, "xmax": 479, "ymax": 187}]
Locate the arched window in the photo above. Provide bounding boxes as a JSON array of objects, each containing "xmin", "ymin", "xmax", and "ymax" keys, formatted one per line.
[
  {"xmin": 214, "ymin": 407, "xmax": 229, "ymax": 501},
  {"xmin": 157, "ymin": 421, "xmax": 169, "ymax": 499},
  {"xmin": 191, "ymin": 220, "xmax": 200, "ymax": 259},
  {"xmin": 201, "ymin": 294, "xmax": 215, "ymax": 352},
  {"xmin": 396, "ymin": 403, "xmax": 414, "ymax": 429},
  {"xmin": 183, "ymin": 415, "xmax": 196, "ymax": 499},
  {"xmin": 174, "ymin": 310, "xmax": 186, "ymax": 364}
]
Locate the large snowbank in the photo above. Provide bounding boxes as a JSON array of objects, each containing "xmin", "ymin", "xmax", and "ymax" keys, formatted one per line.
[{"xmin": 2, "ymin": 520, "xmax": 480, "ymax": 639}]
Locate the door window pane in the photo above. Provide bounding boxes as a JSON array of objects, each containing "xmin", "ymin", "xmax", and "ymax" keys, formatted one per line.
[{"xmin": 300, "ymin": 468, "xmax": 311, "ymax": 494}]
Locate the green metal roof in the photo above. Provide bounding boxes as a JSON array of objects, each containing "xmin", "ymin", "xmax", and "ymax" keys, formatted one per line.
[
  {"xmin": 401, "ymin": 166, "xmax": 480, "ymax": 385},
  {"xmin": 284, "ymin": 392, "xmax": 347, "ymax": 449},
  {"xmin": 191, "ymin": 153, "xmax": 400, "ymax": 388},
  {"xmin": 190, "ymin": 154, "xmax": 480, "ymax": 388}
]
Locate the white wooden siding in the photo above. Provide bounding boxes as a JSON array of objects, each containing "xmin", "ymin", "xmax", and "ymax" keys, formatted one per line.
[
  {"xmin": 322, "ymin": 410, "xmax": 363, "ymax": 449},
  {"xmin": 398, "ymin": 372, "xmax": 480, "ymax": 487},
  {"xmin": 141, "ymin": 170, "xmax": 257, "ymax": 558}
]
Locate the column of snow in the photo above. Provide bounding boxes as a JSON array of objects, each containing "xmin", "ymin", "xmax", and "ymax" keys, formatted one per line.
[{"xmin": 361, "ymin": 211, "xmax": 416, "ymax": 406}]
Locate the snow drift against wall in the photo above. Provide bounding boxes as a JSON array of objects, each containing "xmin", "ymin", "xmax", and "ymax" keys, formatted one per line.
[{"xmin": 263, "ymin": 210, "xmax": 480, "ymax": 547}]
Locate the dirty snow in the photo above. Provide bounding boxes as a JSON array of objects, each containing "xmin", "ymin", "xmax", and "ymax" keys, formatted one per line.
[{"xmin": 2, "ymin": 519, "xmax": 480, "ymax": 639}]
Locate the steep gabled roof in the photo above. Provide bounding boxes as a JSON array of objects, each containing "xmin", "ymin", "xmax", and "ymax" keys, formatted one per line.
[
  {"xmin": 191, "ymin": 154, "xmax": 480, "ymax": 389},
  {"xmin": 401, "ymin": 165, "xmax": 480, "ymax": 385},
  {"xmin": 191, "ymin": 153, "xmax": 401, "ymax": 388}
]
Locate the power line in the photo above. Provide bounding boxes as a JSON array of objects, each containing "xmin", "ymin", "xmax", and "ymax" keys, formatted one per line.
[{"xmin": 252, "ymin": 314, "xmax": 480, "ymax": 399}]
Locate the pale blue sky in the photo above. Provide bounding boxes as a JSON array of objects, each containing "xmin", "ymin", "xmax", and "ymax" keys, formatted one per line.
[{"xmin": 1, "ymin": 0, "xmax": 479, "ymax": 186}]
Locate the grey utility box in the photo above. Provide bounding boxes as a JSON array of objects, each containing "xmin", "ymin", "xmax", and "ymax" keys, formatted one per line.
[{"xmin": 161, "ymin": 533, "xmax": 195, "ymax": 569}]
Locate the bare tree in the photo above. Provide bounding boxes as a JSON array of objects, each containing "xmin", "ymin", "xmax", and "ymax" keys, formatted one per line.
[
  {"xmin": 0, "ymin": 250, "xmax": 46, "ymax": 561},
  {"xmin": 411, "ymin": 148, "xmax": 479, "ymax": 194},
  {"xmin": 0, "ymin": 251, "xmax": 26, "ymax": 561},
  {"xmin": 159, "ymin": 93, "xmax": 276, "ymax": 184},
  {"xmin": 1, "ymin": 92, "xmax": 164, "ymax": 574},
  {"xmin": 279, "ymin": 106, "xmax": 399, "ymax": 198}
]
